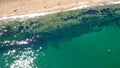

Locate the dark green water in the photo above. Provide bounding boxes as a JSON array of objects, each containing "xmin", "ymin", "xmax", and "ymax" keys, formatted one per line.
[{"xmin": 0, "ymin": 4, "xmax": 120, "ymax": 68}]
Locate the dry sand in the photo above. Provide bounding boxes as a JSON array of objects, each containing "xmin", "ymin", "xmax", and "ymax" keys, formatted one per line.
[{"xmin": 0, "ymin": 0, "xmax": 119, "ymax": 18}]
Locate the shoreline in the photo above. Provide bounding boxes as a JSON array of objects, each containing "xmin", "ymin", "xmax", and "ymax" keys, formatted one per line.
[{"xmin": 0, "ymin": 0, "xmax": 120, "ymax": 21}]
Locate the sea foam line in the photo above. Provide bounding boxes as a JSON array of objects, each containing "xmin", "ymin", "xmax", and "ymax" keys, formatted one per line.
[{"xmin": 0, "ymin": 1, "xmax": 120, "ymax": 21}]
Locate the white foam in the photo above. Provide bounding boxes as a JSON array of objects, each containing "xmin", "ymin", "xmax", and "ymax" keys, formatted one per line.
[
  {"xmin": 0, "ymin": 1, "xmax": 120, "ymax": 21},
  {"xmin": 16, "ymin": 40, "xmax": 29, "ymax": 45}
]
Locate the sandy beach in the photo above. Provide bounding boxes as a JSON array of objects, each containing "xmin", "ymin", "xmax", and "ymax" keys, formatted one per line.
[{"xmin": 0, "ymin": 0, "xmax": 120, "ymax": 19}]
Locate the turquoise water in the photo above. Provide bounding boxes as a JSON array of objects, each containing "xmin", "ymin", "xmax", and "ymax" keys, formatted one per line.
[
  {"xmin": 41, "ymin": 27, "xmax": 120, "ymax": 68},
  {"xmin": 0, "ymin": 4, "xmax": 120, "ymax": 68},
  {"xmin": 0, "ymin": 27, "xmax": 120, "ymax": 68}
]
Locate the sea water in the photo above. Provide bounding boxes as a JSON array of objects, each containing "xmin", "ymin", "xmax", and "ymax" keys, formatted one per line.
[
  {"xmin": 0, "ymin": 26, "xmax": 120, "ymax": 68},
  {"xmin": 41, "ymin": 27, "xmax": 120, "ymax": 68},
  {"xmin": 0, "ymin": 4, "xmax": 120, "ymax": 68}
]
